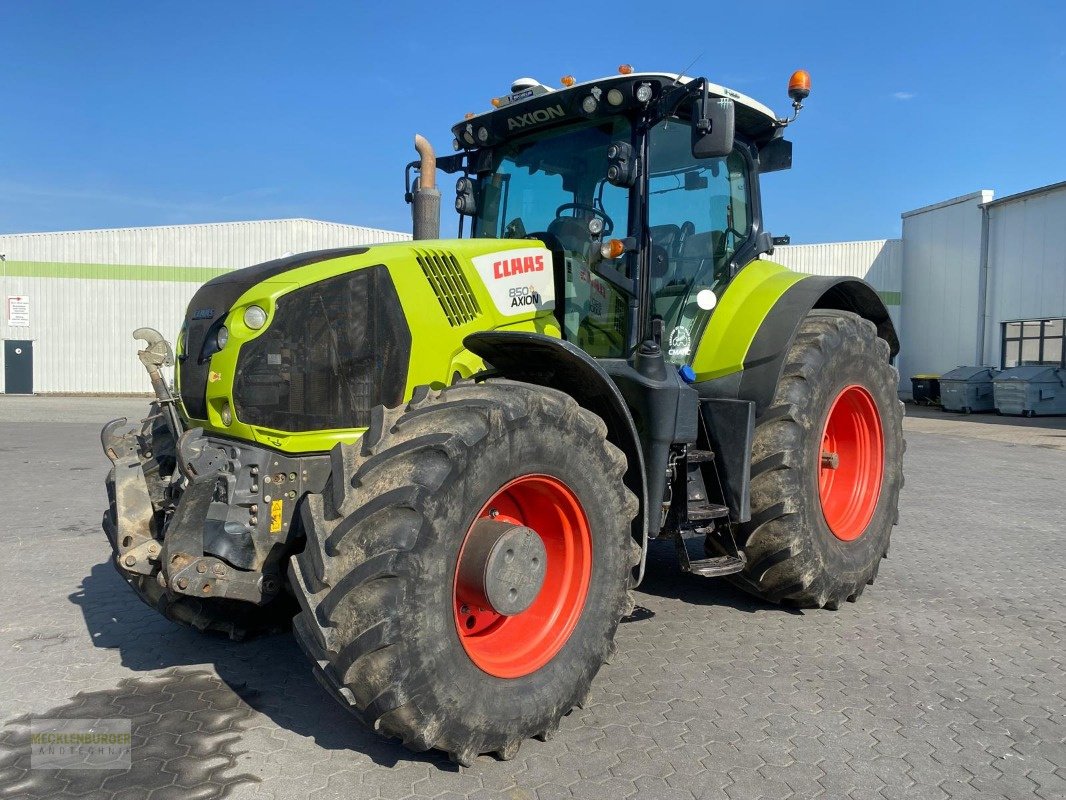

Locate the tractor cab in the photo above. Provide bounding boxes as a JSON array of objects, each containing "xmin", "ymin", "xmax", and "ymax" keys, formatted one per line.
[{"xmin": 411, "ymin": 69, "xmax": 802, "ymax": 364}]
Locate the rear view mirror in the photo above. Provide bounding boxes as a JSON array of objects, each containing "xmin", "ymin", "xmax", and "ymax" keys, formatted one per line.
[{"xmin": 691, "ymin": 96, "xmax": 735, "ymax": 159}]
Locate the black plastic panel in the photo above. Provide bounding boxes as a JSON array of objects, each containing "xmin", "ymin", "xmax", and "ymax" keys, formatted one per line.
[
  {"xmin": 179, "ymin": 246, "xmax": 369, "ymax": 420},
  {"xmin": 233, "ymin": 265, "xmax": 410, "ymax": 432}
]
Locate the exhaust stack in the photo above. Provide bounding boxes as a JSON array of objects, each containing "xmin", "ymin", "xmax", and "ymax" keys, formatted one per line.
[{"xmin": 411, "ymin": 134, "xmax": 441, "ymax": 240}]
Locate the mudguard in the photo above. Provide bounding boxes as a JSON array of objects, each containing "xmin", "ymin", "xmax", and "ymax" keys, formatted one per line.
[{"xmin": 696, "ymin": 268, "xmax": 898, "ymax": 416}]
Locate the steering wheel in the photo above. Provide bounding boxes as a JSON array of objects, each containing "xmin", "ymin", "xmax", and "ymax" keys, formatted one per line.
[{"xmin": 554, "ymin": 202, "xmax": 614, "ymax": 236}]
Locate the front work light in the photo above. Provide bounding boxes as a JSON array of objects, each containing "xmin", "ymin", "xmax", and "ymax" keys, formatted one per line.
[
  {"xmin": 244, "ymin": 305, "xmax": 268, "ymax": 330},
  {"xmin": 216, "ymin": 326, "xmax": 229, "ymax": 350}
]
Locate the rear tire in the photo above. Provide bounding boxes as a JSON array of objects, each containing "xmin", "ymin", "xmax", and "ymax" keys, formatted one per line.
[
  {"xmin": 731, "ymin": 311, "xmax": 904, "ymax": 609},
  {"xmin": 289, "ymin": 380, "xmax": 638, "ymax": 764}
]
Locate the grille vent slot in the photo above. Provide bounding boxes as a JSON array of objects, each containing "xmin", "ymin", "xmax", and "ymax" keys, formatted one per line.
[{"xmin": 416, "ymin": 249, "xmax": 482, "ymax": 327}]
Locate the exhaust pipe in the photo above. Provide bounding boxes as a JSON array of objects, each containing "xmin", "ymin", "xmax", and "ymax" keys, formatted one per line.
[{"xmin": 411, "ymin": 134, "xmax": 441, "ymax": 240}]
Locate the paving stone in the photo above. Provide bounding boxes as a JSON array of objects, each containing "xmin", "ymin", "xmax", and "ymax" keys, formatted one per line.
[{"xmin": 0, "ymin": 402, "xmax": 1062, "ymax": 800}]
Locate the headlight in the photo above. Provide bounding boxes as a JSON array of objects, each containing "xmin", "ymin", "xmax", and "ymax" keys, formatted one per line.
[
  {"xmin": 216, "ymin": 325, "xmax": 229, "ymax": 350},
  {"xmin": 635, "ymin": 82, "xmax": 653, "ymax": 103},
  {"xmin": 607, "ymin": 88, "xmax": 625, "ymax": 106},
  {"xmin": 220, "ymin": 402, "xmax": 233, "ymax": 426},
  {"xmin": 581, "ymin": 94, "xmax": 598, "ymax": 114},
  {"xmin": 476, "ymin": 126, "xmax": 489, "ymax": 144},
  {"xmin": 244, "ymin": 305, "xmax": 267, "ymax": 330}
]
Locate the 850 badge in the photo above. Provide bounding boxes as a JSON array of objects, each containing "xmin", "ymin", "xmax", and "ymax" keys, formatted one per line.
[{"xmin": 471, "ymin": 247, "xmax": 555, "ymax": 317}]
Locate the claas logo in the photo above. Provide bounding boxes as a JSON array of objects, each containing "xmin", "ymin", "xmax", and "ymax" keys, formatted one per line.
[{"xmin": 493, "ymin": 254, "xmax": 545, "ymax": 279}]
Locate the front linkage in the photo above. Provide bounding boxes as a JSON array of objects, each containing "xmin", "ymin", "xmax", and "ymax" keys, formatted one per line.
[{"xmin": 101, "ymin": 328, "xmax": 328, "ymax": 616}]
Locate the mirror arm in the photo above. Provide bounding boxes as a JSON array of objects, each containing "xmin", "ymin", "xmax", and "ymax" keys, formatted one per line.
[{"xmin": 696, "ymin": 78, "xmax": 712, "ymax": 133}]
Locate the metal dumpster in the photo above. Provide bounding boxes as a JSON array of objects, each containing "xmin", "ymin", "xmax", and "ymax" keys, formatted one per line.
[
  {"xmin": 993, "ymin": 366, "xmax": 1066, "ymax": 416},
  {"xmin": 939, "ymin": 366, "xmax": 998, "ymax": 413},
  {"xmin": 911, "ymin": 374, "xmax": 941, "ymax": 405}
]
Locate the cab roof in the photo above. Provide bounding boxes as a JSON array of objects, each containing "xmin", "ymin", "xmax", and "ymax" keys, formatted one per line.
[{"xmin": 451, "ymin": 72, "xmax": 783, "ymax": 150}]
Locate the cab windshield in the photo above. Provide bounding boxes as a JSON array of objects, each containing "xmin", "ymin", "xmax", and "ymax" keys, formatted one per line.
[{"xmin": 474, "ymin": 117, "xmax": 632, "ymax": 357}]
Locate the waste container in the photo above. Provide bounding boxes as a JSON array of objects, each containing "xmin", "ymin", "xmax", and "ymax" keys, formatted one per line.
[
  {"xmin": 910, "ymin": 374, "xmax": 941, "ymax": 405},
  {"xmin": 939, "ymin": 366, "xmax": 998, "ymax": 413},
  {"xmin": 993, "ymin": 366, "xmax": 1066, "ymax": 416}
]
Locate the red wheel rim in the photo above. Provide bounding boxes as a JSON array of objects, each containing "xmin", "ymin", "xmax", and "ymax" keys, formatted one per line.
[
  {"xmin": 818, "ymin": 384, "xmax": 885, "ymax": 541},
  {"xmin": 453, "ymin": 475, "xmax": 592, "ymax": 679}
]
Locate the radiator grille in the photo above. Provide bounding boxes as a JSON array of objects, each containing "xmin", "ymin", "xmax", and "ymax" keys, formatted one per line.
[
  {"xmin": 415, "ymin": 250, "xmax": 481, "ymax": 327},
  {"xmin": 232, "ymin": 265, "xmax": 410, "ymax": 432}
]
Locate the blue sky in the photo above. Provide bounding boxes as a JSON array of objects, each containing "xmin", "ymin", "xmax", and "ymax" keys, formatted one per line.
[{"xmin": 3, "ymin": 1, "xmax": 1065, "ymax": 243}]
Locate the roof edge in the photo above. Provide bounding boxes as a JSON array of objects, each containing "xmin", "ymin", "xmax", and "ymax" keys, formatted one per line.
[
  {"xmin": 981, "ymin": 180, "xmax": 1066, "ymax": 209},
  {"xmin": 0, "ymin": 218, "xmax": 409, "ymax": 239},
  {"xmin": 901, "ymin": 190, "xmax": 994, "ymax": 219}
]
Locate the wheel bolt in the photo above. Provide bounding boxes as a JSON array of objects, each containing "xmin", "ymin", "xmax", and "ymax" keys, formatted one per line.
[
  {"xmin": 821, "ymin": 451, "xmax": 840, "ymax": 470},
  {"xmin": 176, "ymin": 577, "xmax": 189, "ymax": 590},
  {"xmin": 124, "ymin": 555, "xmax": 136, "ymax": 567},
  {"xmin": 196, "ymin": 562, "xmax": 207, "ymax": 574}
]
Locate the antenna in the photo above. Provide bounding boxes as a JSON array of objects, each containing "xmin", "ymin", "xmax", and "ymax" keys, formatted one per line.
[{"xmin": 672, "ymin": 52, "xmax": 705, "ymax": 85}]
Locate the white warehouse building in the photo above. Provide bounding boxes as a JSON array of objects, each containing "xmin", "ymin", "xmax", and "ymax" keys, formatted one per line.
[
  {"xmin": 0, "ymin": 219, "xmax": 409, "ymax": 394},
  {"xmin": 770, "ymin": 181, "xmax": 1066, "ymax": 394},
  {"xmin": 1, "ymin": 182, "xmax": 1063, "ymax": 396}
]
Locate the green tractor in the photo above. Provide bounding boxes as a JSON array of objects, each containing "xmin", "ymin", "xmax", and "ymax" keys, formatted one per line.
[{"xmin": 101, "ymin": 67, "xmax": 903, "ymax": 765}]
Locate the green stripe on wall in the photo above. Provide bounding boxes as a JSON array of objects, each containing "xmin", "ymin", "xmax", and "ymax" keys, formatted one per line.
[
  {"xmin": 0, "ymin": 260, "xmax": 231, "ymax": 283},
  {"xmin": 0, "ymin": 260, "xmax": 908, "ymax": 305}
]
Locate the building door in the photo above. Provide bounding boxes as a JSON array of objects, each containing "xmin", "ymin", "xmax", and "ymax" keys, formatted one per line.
[{"xmin": 3, "ymin": 340, "xmax": 33, "ymax": 394}]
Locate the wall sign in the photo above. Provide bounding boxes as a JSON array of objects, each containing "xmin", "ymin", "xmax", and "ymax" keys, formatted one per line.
[{"xmin": 7, "ymin": 296, "xmax": 29, "ymax": 327}]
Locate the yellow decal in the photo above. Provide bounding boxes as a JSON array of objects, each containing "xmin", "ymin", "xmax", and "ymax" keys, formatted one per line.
[
  {"xmin": 209, "ymin": 371, "xmax": 222, "ymax": 383},
  {"xmin": 270, "ymin": 499, "xmax": 283, "ymax": 533}
]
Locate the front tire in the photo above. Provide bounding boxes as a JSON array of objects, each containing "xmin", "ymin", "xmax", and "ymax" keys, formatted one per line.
[
  {"xmin": 731, "ymin": 310, "xmax": 904, "ymax": 609},
  {"xmin": 289, "ymin": 380, "xmax": 638, "ymax": 764}
]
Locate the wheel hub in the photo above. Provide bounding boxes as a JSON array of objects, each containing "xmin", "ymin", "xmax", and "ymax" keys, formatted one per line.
[
  {"xmin": 455, "ymin": 519, "xmax": 548, "ymax": 616},
  {"xmin": 452, "ymin": 474, "xmax": 592, "ymax": 679}
]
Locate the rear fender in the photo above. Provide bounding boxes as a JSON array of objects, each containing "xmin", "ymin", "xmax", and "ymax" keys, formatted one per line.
[
  {"xmin": 698, "ymin": 271, "xmax": 899, "ymax": 416},
  {"xmin": 463, "ymin": 331, "xmax": 650, "ymax": 585}
]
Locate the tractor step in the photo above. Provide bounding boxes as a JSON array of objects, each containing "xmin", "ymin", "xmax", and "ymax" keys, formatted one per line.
[
  {"xmin": 684, "ymin": 554, "xmax": 747, "ymax": 578},
  {"xmin": 686, "ymin": 502, "xmax": 730, "ymax": 524}
]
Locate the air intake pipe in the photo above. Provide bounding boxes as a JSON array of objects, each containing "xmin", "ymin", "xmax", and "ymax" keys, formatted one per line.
[{"xmin": 411, "ymin": 134, "xmax": 440, "ymax": 240}]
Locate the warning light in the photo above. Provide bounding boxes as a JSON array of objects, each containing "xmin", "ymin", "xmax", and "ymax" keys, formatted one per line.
[
  {"xmin": 491, "ymin": 97, "xmax": 502, "ymax": 107},
  {"xmin": 561, "ymin": 75, "xmax": 576, "ymax": 87},
  {"xmin": 618, "ymin": 64, "xmax": 634, "ymax": 75},
  {"xmin": 464, "ymin": 112, "xmax": 475, "ymax": 120},
  {"xmin": 788, "ymin": 70, "xmax": 811, "ymax": 103},
  {"xmin": 600, "ymin": 239, "xmax": 626, "ymax": 259}
]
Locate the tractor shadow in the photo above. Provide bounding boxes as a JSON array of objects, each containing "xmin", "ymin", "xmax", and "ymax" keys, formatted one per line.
[
  {"xmin": 630, "ymin": 540, "xmax": 801, "ymax": 615},
  {"xmin": 68, "ymin": 561, "xmax": 456, "ymax": 771}
]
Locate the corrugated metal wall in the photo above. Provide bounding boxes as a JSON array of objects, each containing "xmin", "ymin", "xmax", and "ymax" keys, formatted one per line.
[
  {"xmin": 899, "ymin": 191, "xmax": 992, "ymax": 386},
  {"xmin": 0, "ymin": 219, "xmax": 409, "ymax": 393},
  {"xmin": 983, "ymin": 183, "xmax": 1066, "ymax": 367}
]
